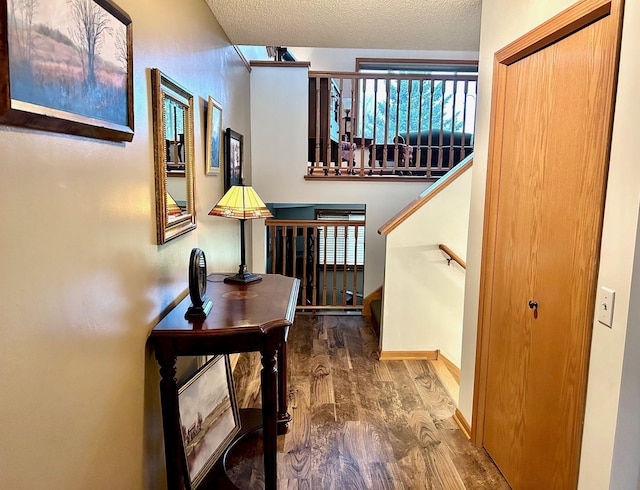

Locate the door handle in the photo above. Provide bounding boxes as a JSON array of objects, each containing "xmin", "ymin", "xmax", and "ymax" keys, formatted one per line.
[{"xmin": 529, "ymin": 300, "xmax": 538, "ymax": 319}]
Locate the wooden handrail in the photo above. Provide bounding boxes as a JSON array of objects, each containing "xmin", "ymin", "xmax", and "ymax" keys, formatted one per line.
[
  {"xmin": 378, "ymin": 156, "xmax": 473, "ymax": 235},
  {"xmin": 308, "ymin": 70, "xmax": 479, "ymax": 82},
  {"xmin": 439, "ymin": 244, "xmax": 466, "ymax": 270},
  {"xmin": 265, "ymin": 219, "xmax": 362, "ymax": 227}
]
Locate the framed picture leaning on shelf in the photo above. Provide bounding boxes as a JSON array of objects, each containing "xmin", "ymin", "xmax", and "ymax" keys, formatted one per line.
[{"xmin": 178, "ymin": 355, "xmax": 240, "ymax": 488}]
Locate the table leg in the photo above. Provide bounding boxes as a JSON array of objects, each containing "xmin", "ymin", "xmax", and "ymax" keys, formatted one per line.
[
  {"xmin": 261, "ymin": 346, "xmax": 278, "ymax": 490},
  {"xmin": 156, "ymin": 353, "xmax": 189, "ymax": 490},
  {"xmin": 277, "ymin": 341, "xmax": 292, "ymax": 434}
]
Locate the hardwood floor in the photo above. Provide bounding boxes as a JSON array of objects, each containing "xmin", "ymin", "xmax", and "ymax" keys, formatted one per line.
[{"xmin": 230, "ymin": 314, "xmax": 510, "ymax": 489}]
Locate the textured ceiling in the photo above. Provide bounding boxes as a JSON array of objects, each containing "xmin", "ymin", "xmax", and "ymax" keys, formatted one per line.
[{"xmin": 204, "ymin": 0, "xmax": 481, "ymax": 52}]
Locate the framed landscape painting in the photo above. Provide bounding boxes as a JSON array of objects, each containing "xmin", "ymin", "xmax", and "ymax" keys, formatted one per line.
[
  {"xmin": 178, "ymin": 355, "xmax": 239, "ymax": 488},
  {"xmin": 205, "ymin": 96, "xmax": 222, "ymax": 175},
  {"xmin": 1, "ymin": 0, "xmax": 134, "ymax": 141}
]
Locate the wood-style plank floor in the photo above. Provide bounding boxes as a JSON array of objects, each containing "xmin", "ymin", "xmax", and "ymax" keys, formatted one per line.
[{"xmin": 229, "ymin": 314, "xmax": 510, "ymax": 489}]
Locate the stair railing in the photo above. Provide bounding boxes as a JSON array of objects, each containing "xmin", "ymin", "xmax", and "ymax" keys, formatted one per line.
[
  {"xmin": 265, "ymin": 219, "xmax": 365, "ymax": 310},
  {"xmin": 307, "ymin": 71, "xmax": 477, "ymax": 180}
]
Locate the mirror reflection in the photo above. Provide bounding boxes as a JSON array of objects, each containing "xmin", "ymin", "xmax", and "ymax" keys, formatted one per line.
[
  {"xmin": 165, "ymin": 96, "xmax": 187, "ymax": 223},
  {"xmin": 151, "ymin": 68, "xmax": 196, "ymax": 244},
  {"xmin": 165, "ymin": 97, "xmax": 186, "ymax": 174}
]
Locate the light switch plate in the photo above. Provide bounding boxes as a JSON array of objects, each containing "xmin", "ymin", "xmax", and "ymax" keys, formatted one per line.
[{"xmin": 597, "ymin": 286, "xmax": 615, "ymax": 328}]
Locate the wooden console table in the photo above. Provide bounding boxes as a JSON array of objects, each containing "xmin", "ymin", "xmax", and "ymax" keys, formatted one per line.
[{"xmin": 149, "ymin": 274, "xmax": 300, "ymax": 490}]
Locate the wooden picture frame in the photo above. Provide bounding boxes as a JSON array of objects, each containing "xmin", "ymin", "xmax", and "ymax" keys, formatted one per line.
[
  {"xmin": 178, "ymin": 355, "xmax": 240, "ymax": 488},
  {"xmin": 205, "ymin": 97, "xmax": 222, "ymax": 175},
  {"xmin": 1, "ymin": 0, "xmax": 134, "ymax": 142},
  {"xmin": 224, "ymin": 128, "xmax": 243, "ymax": 191}
]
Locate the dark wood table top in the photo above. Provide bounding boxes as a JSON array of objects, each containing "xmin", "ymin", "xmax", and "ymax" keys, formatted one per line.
[{"xmin": 150, "ymin": 274, "xmax": 299, "ymax": 340}]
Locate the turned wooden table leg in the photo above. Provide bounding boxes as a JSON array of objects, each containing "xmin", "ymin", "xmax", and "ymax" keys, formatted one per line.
[
  {"xmin": 261, "ymin": 344, "xmax": 279, "ymax": 490},
  {"xmin": 277, "ymin": 340, "xmax": 292, "ymax": 434},
  {"xmin": 156, "ymin": 353, "xmax": 189, "ymax": 490}
]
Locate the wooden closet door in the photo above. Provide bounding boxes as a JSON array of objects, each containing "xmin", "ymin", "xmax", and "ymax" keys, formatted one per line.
[{"xmin": 480, "ymin": 3, "xmax": 623, "ymax": 488}]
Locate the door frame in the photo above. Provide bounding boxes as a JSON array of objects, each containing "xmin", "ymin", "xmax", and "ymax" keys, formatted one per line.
[{"xmin": 471, "ymin": 0, "xmax": 624, "ymax": 449}]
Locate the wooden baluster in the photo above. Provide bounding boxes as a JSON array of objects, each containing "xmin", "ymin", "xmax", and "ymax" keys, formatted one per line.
[
  {"xmin": 315, "ymin": 76, "xmax": 321, "ymax": 172},
  {"xmin": 342, "ymin": 224, "xmax": 348, "ymax": 306},
  {"xmin": 470, "ymin": 80, "xmax": 476, "ymax": 153},
  {"xmin": 405, "ymin": 79, "xmax": 413, "ymax": 172},
  {"xmin": 360, "ymin": 76, "xmax": 367, "ymax": 176},
  {"xmin": 393, "ymin": 78, "xmax": 400, "ymax": 172},
  {"xmin": 349, "ymin": 77, "xmax": 356, "ymax": 175},
  {"xmin": 325, "ymin": 79, "xmax": 332, "ymax": 174},
  {"xmin": 383, "ymin": 79, "xmax": 391, "ymax": 172},
  {"xmin": 449, "ymin": 78, "xmax": 458, "ymax": 169},
  {"xmin": 301, "ymin": 226, "xmax": 307, "ymax": 307},
  {"xmin": 438, "ymin": 79, "xmax": 445, "ymax": 171},
  {"xmin": 282, "ymin": 226, "xmax": 288, "ymax": 276},
  {"xmin": 352, "ymin": 225, "xmax": 358, "ymax": 306},
  {"xmin": 322, "ymin": 224, "xmax": 327, "ymax": 306},
  {"xmin": 428, "ymin": 79, "xmax": 435, "ymax": 179},
  {"xmin": 291, "ymin": 225, "xmax": 298, "ymax": 280},
  {"xmin": 371, "ymin": 78, "xmax": 379, "ymax": 175},
  {"xmin": 269, "ymin": 224, "xmax": 276, "ymax": 274},
  {"xmin": 416, "ymin": 79, "xmax": 424, "ymax": 174},
  {"xmin": 461, "ymin": 80, "xmax": 469, "ymax": 159},
  {"xmin": 337, "ymin": 77, "xmax": 344, "ymax": 174},
  {"xmin": 312, "ymin": 226, "xmax": 318, "ymax": 307},
  {"xmin": 332, "ymin": 225, "xmax": 338, "ymax": 306}
]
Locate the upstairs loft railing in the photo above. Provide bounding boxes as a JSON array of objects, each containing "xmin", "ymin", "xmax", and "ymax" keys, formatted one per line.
[
  {"xmin": 307, "ymin": 71, "xmax": 477, "ymax": 180},
  {"xmin": 266, "ymin": 219, "xmax": 364, "ymax": 310}
]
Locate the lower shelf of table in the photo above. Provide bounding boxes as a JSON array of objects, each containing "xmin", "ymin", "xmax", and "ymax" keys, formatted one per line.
[{"xmin": 200, "ymin": 408, "xmax": 271, "ymax": 489}]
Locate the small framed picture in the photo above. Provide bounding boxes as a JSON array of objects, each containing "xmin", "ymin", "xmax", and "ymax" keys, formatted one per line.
[
  {"xmin": 224, "ymin": 128, "xmax": 243, "ymax": 191},
  {"xmin": 178, "ymin": 355, "xmax": 240, "ymax": 488},
  {"xmin": 205, "ymin": 97, "xmax": 223, "ymax": 175}
]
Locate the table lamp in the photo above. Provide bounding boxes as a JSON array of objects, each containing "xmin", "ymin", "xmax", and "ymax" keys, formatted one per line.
[{"xmin": 209, "ymin": 184, "xmax": 273, "ymax": 284}]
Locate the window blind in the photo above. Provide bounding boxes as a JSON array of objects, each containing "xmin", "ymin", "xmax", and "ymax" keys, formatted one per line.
[{"xmin": 317, "ymin": 213, "xmax": 365, "ymax": 266}]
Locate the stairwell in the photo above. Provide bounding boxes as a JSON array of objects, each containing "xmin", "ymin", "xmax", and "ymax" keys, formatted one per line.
[
  {"xmin": 376, "ymin": 156, "xmax": 473, "ymax": 376},
  {"xmin": 373, "ymin": 156, "xmax": 473, "ymax": 434}
]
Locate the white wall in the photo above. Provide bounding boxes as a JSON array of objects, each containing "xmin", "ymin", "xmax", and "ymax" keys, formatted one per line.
[
  {"xmin": 289, "ymin": 47, "xmax": 479, "ymax": 71},
  {"xmin": 610, "ymin": 209, "xmax": 640, "ymax": 490},
  {"xmin": 0, "ymin": 1, "xmax": 250, "ymax": 488},
  {"xmin": 249, "ymin": 64, "xmax": 428, "ymax": 295},
  {"xmin": 459, "ymin": 1, "xmax": 640, "ymax": 488},
  {"xmin": 381, "ymin": 165, "xmax": 472, "ymax": 366},
  {"xmin": 248, "ymin": 48, "xmax": 480, "ymax": 293}
]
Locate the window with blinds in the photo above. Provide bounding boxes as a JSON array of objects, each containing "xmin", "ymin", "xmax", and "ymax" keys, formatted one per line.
[{"xmin": 316, "ymin": 210, "xmax": 365, "ymax": 266}]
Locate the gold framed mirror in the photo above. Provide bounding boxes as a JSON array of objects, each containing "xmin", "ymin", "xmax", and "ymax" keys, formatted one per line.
[{"xmin": 151, "ymin": 68, "xmax": 196, "ymax": 244}]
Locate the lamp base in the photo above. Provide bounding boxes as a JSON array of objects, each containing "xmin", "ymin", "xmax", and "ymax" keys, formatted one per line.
[{"xmin": 224, "ymin": 265, "xmax": 263, "ymax": 284}]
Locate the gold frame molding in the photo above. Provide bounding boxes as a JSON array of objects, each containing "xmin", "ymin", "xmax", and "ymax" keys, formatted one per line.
[{"xmin": 151, "ymin": 68, "xmax": 196, "ymax": 244}]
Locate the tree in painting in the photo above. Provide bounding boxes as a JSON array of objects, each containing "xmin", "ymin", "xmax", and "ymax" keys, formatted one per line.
[
  {"xmin": 8, "ymin": 0, "xmax": 40, "ymax": 64},
  {"xmin": 68, "ymin": 0, "xmax": 112, "ymax": 88},
  {"xmin": 113, "ymin": 26, "xmax": 128, "ymax": 71}
]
